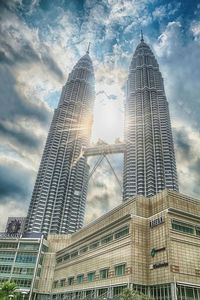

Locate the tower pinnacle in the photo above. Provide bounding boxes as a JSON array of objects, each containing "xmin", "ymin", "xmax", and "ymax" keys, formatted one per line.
[
  {"xmin": 140, "ymin": 29, "xmax": 144, "ymax": 42},
  {"xmin": 87, "ymin": 42, "xmax": 91, "ymax": 54}
]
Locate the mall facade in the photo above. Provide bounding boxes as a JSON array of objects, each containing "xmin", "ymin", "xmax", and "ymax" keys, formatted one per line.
[
  {"xmin": 33, "ymin": 190, "xmax": 200, "ymax": 300},
  {"xmin": 0, "ymin": 228, "xmax": 48, "ymax": 299}
]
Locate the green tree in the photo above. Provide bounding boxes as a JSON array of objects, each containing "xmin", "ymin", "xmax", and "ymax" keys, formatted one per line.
[
  {"xmin": 121, "ymin": 288, "xmax": 153, "ymax": 300},
  {"xmin": 0, "ymin": 281, "xmax": 19, "ymax": 299}
]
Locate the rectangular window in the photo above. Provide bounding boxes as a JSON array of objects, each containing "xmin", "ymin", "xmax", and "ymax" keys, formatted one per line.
[
  {"xmin": 196, "ymin": 227, "xmax": 200, "ymax": 237},
  {"xmin": 19, "ymin": 243, "xmax": 39, "ymax": 250},
  {"xmin": 101, "ymin": 235, "xmax": 113, "ymax": 245},
  {"xmin": 98, "ymin": 288, "xmax": 108, "ymax": 297},
  {"xmin": 113, "ymin": 286, "xmax": 126, "ymax": 296},
  {"xmin": 63, "ymin": 254, "xmax": 70, "ymax": 261},
  {"xmin": 60, "ymin": 279, "xmax": 66, "ymax": 287},
  {"xmin": 53, "ymin": 281, "xmax": 58, "ymax": 288},
  {"xmin": 87, "ymin": 272, "xmax": 95, "ymax": 282},
  {"xmin": 56, "ymin": 257, "xmax": 62, "ymax": 264},
  {"xmin": 68, "ymin": 277, "xmax": 74, "ymax": 286},
  {"xmin": 100, "ymin": 268, "xmax": 109, "ymax": 280},
  {"xmin": 115, "ymin": 264, "xmax": 126, "ymax": 276},
  {"xmin": 16, "ymin": 253, "xmax": 37, "ymax": 263},
  {"xmin": 115, "ymin": 227, "xmax": 129, "ymax": 239},
  {"xmin": 42, "ymin": 245, "xmax": 48, "ymax": 252},
  {"xmin": 172, "ymin": 221, "xmax": 194, "ymax": 235},
  {"xmin": 89, "ymin": 241, "xmax": 99, "ymax": 250},
  {"xmin": 0, "ymin": 243, "xmax": 17, "ymax": 249},
  {"xmin": 71, "ymin": 251, "xmax": 78, "ymax": 258},
  {"xmin": 39, "ymin": 254, "xmax": 44, "ymax": 265},
  {"xmin": 80, "ymin": 247, "xmax": 88, "ymax": 254},
  {"xmin": 77, "ymin": 274, "xmax": 84, "ymax": 284},
  {"xmin": 36, "ymin": 268, "xmax": 41, "ymax": 277}
]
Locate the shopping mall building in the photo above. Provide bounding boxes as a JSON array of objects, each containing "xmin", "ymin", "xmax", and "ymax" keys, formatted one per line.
[{"xmin": 31, "ymin": 190, "xmax": 200, "ymax": 300}]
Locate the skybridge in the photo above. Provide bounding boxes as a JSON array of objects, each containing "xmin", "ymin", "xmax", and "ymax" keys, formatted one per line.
[
  {"xmin": 83, "ymin": 142, "xmax": 126, "ymax": 157},
  {"xmin": 82, "ymin": 142, "xmax": 125, "ymax": 194}
]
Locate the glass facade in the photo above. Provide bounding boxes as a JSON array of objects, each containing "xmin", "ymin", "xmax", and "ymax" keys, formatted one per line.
[
  {"xmin": 149, "ymin": 284, "xmax": 172, "ymax": 300},
  {"xmin": 0, "ymin": 236, "xmax": 47, "ymax": 296},
  {"xmin": 177, "ymin": 285, "xmax": 200, "ymax": 300},
  {"xmin": 49, "ymin": 284, "xmax": 200, "ymax": 300}
]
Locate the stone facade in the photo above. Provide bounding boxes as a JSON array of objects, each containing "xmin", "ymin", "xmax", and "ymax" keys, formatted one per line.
[{"xmin": 36, "ymin": 190, "xmax": 200, "ymax": 299}]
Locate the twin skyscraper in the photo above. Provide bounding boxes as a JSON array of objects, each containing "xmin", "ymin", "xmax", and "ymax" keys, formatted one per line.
[{"xmin": 25, "ymin": 35, "xmax": 178, "ymax": 235}]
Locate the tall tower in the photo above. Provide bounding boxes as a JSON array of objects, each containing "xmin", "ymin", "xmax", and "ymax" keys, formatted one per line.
[
  {"xmin": 123, "ymin": 33, "xmax": 178, "ymax": 201},
  {"xmin": 25, "ymin": 50, "xmax": 95, "ymax": 234}
]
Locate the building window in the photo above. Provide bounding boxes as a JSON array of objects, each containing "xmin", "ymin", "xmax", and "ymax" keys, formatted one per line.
[
  {"xmin": 56, "ymin": 257, "xmax": 62, "ymax": 264},
  {"xmin": 100, "ymin": 268, "xmax": 109, "ymax": 280},
  {"xmin": 172, "ymin": 221, "xmax": 194, "ymax": 235},
  {"xmin": 101, "ymin": 235, "xmax": 113, "ymax": 245},
  {"xmin": 71, "ymin": 251, "xmax": 78, "ymax": 258},
  {"xmin": 115, "ymin": 264, "xmax": 126, "ymax": 276},
  {"xmin": 98, "ymin": 288, "xmax": 108, "ymax": 297},
  {"xmin": 63, "ymin": 254, "xmax": 70, "ymax": 261},
  {"xmin": 36, "ymin": 268, "xmax": 41, "ymax": 277},
  {"xmin": 16, "ymin": 253, "xmax": 37, "ymax": 263},
  {"xmin": 42, "ymin": 244, "xmax": 48, "ymax": 252},
  {"xmin": 196, "ymin": 227, "xmax": 200, "ymax": 237},
  {"xmin": 19, "ymin": 243, "xmax": 39, "ymax": 250},
  {"xmin": 53, "ymin": 281, "xmax": 58, "ymax": 289},
  {"xmin": 68, "ymin": 277, "xmax": 74, "ymax": 286},
  {"xmin": 80, "ymin": 246, "xmax": 88, "ymax": 254},
  {"xmin": 77, "ymin": 274, "xmax": 84, "ymax": 284},
  {"xmin": 89, "ymin": 241, "xmax": 99, "ymax": 250},
  {"xmin": 60, "ymin": 279, "xmax": 66, "ymax": 287},
  {"xmin": 0, "ymin": 243, "xmax": 17, "ymax": 249},
  {"xmin": 113, "ymin": 286, "xmax": 126, "ymax": 296},
  {"xmin": 114, "ymin": 227, "xmax": 129, "ymax": 239},
  {"xmin": 87, "ymin": 272, "xmax": 95, "ymax": 282}
]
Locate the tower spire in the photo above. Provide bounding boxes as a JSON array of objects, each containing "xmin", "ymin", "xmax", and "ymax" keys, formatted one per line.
[
  {"xmin": 140, "ymin": 29, "xmax": 144, "ymax": 42},
  {"xmin": 87, "ymin": 42, "xmax": 91, "ymax": 54}
]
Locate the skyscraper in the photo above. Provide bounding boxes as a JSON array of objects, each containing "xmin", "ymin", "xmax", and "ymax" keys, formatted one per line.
[
  {"xmin": 25, "ymin": 50, "xmax": 95, "ymax": 234},
  {"xmin": 123, "ymin": 33, "xmax": 179, "ymax": 201}
]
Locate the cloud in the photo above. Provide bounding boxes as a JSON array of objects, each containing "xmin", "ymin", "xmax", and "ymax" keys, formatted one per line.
[
  {"xmin": 152, "ymin": 5, "xmax": 167, "ymax": 20},
  {"xmin": 152, "ymin": 21, "xmax": 200, "ymax": 200},
  {"xmin": 0, "ymin": 0, "xmax": 200, "ymax": 232},
  {"xmin": 191, "ymin": 21, "xmax": 200, "ymax": 40},
  {"xmin": 0, "ymin": 65, "xmax": 51, "ymax": 155},
  {"xmin": 152, "ymin": 3, "xmax": 181, "ymax": 21},
  {"xmin": 0, "ymin": 10, "xmax": 64, "ymax": 82},
  {"xmin": 173, "ymin": 122, "xmax": 200, "ymax": 198},
  {"xmin": 154, "ymin": 21, "xmax": 200, "ymax": 129},
  {"xmin": 84, "ymin": 154, "xmax": 123, "ymax": 224},
  {"xmin": 0, "ymin": 158, "xmax": 34, "ymax": 202}
]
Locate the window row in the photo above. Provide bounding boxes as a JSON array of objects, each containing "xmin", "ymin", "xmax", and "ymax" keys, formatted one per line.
[
  {"xmin": 53, "ymin": 264, "xmax": 126, "ymax": 289},
  {"xmin": 0, "ymin": 243, "xmax": 17, "ymax": 249},
  {"xmin": 172, "ymin": 220, "xmax": 200, "ymax": 236},
  {"xmin": 56, "ymin": 226, "xmax": 129, "ymax": 264}
]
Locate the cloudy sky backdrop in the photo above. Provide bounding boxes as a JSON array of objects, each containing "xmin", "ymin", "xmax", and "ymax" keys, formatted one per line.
[{"xmin": 0, "ymin": 0, "xmax": 200, "ymax": 231}]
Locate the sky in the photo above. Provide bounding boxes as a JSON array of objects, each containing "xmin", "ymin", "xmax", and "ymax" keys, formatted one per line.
[{"xmin": 0, "ymin": 0, "xmax": 200, "ymax": 231}]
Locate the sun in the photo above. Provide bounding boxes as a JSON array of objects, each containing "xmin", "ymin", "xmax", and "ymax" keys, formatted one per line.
[{"xmin": 91, "ymin": 98, "xmax": 124, "ymax": 144}]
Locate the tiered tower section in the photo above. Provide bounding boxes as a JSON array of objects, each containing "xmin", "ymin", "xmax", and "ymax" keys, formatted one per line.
[
  {"xmin": 123, "ymin": 36, "xmax": 178, "ymax": 201},
  {"xmin": 25, "ymin": 52, "xmax": 95, "ymax": 234}
]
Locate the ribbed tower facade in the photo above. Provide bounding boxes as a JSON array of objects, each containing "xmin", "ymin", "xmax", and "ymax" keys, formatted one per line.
[
  {"xmin": 123, "ymin": 35, "xmax": 179, "ymax": 201},
  {"xmin": 25, "ymin": 51, "xmax": 95, "ymax": 234}
]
